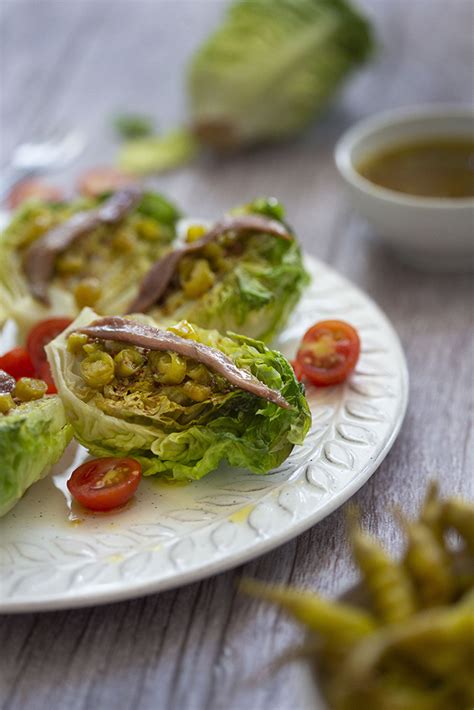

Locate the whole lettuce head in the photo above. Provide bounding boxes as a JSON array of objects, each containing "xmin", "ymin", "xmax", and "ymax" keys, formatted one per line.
[
  {"xmin": 0, "ymin": 191, "xmax": 180, "ymax": 335},
  {"xmin": 0, "ymin": 396, "xmax": 73, "ymax": 517},
  {"xmin": 189, "ymin": 0, "xmax": 374, "ymax": 149},
  {"xmin": 47, "ymin": 308, "xmax": 311, "ymax": 480},
  {"xmin": 148, "ymin": 198, "xmax": 310, "ymax": 343}
]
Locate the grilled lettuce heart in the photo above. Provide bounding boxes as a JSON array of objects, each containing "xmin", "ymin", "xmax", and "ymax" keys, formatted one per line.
[{"xmin": 47, "ymin": 308, "xmax": 311, "ymax": 480}]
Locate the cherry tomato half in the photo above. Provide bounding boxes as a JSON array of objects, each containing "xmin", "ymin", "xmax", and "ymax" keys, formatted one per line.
[
  {"xmin": 7, "ymin": 179, "xmax": 64, "ymax": 209},
  {"xmin": 0, "ymin": 347, "xmax": 35, "ymax": 380},
  {"xmin": 296, "ymin": 320, "xmax": 360, "ymax": 387},
  {"xmin": 67, "ymin": 457, "xmax": 142, "ymax": 511},
  {"xmin": 77, "ymin": 167, "xmax": 136, "ymax": 198},
  {"xmin": 26, "ymin": 318, "xmax": 72, "ymax": 393}
]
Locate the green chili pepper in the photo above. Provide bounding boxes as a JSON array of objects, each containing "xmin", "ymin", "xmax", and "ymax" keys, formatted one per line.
[
  {"xmin": 80, "ymin": 351, "xmax": 115, "ymax": 388},
  {"xmin": 398, "ymin": 510, "xmax": 454, "ymax": 608},
  {"xmin": 348, "ymin": 510, "xmax": 417, "ymax": 624},
  {"xmin": 238, "ymin": 486, "xmax": 473, "ymax": 710},
  {"xmin": 67, "ymin": 333, "xmax": 89, "ymax": 354},
  {"xmin": 0, "ymin": 393, "xmax": 15, "ymax": 413},
  {"xmin": 150, "ymin": 351, "xmax": 187, "ymax": 385},
  {"xmin": 14, "ymin": 378, "xmax": 47, "ymax": 402},
  {"xmin": 341, "ymin": 604, "xmax": 474, "ymax": 684},
  {"xmin": 240, "ymin": 578, "xmax": 376, "ymax": 643},
  {"xmin": 182, "ymin": 381, "xmax": 212, "ymax": 402},
  {"xmin": 420, "ymin": 481, "xmax": 445, "ymax": 544},
  {"xmin": 74, "ymin": 277, "xmax": 102, "ymax": 308},
  {"xmin": 442, "ymin": 499, "xmax": 474, "ymax": 554},
  {"xmin": 114, "ymin": 348, "xmax": 144, "ymax": 378}
]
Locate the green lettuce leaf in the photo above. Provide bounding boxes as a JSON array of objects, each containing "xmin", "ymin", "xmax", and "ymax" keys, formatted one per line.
[
  {"xmin": 46, "ymin": 308, "xmax": 311, "ymax": 481},
  {"xmin": 113, "ymin": 113, "xmax": 154, "ymax": 140},
  {"xmin": 0, "ymin": 192, "xmax": 181, "ymax": 335},
  {"xmin": 0, "ymin": 396, "xmax": 73, "ymax": 517},
  {"xmin": 189, "ymin": 0, "xmax": 374, "ymax": 148},
  {"xmin": 118, "ymin": 129, "xmax": 199, "ymax": 175},
  {"xmin": 235, "ymin": 267, "xmax": 274, "ymax": 309}
]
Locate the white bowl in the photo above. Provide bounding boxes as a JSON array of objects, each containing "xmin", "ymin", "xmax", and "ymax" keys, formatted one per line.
[{"xmin": 335, "ymin": 105, "xmax": 474, "ymax": 270}]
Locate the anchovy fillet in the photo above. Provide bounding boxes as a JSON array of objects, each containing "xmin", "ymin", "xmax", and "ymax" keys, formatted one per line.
[
  {"xmin": 127, "ymin": 214, "xmax": 292, "ymax": 314},
  {"xmin": 77, "ymin": 316, "xmax": 290, "ymax": 409},
  {"xmin": 24, "ymin": 187, "xmax": 142, "ymax": 305}
]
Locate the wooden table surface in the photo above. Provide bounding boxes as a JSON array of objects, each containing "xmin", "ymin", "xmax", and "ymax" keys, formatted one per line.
[{"xmin": 1, "ymin": 1, "xmax": 473, "ymax": 709}]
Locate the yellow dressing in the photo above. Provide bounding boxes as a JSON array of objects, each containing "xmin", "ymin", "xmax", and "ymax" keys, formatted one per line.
[
  {"xmin": 229, "ymin": 504, "xmax": 255, "ymax": 523},
  {"xmin": 357, "ymin": 138, "xmax": 474, "ymax": 198}
]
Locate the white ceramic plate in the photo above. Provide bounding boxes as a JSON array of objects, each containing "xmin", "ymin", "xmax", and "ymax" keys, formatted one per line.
[{"xmin": 0, "ymin": 255, "xmax": 408, "ymax": 613}]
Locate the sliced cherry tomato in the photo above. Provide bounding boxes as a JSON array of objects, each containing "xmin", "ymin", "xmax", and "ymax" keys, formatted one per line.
[
  {"xmin": 0, "ymin": 347, "xmax": 35, "ymax": 380},
  {"xmin": 26, "ymin": 317, "xmax": 72, "ymax": 393},
  {"xmin": 296, "ymin": 320, "xmax": 360, "ymax": 387},
  {"xmin": 77, "ymin": 167, "xmax": 136, "ymax": 198},
  {"xmin": 67, "ymin": 457, "xmax": 142, "ymax": 511},
  {"xmin": 7, "ymin": 179, "xmax": 64, "ymax": 209}
]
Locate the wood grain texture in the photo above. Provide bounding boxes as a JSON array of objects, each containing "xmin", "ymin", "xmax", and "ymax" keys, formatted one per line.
[{"xmin": 0, "ymin": 1, "xmax": 473, "ymax": 709}]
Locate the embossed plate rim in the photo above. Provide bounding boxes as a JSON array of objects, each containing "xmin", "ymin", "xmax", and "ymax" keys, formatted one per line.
[{"xmin": 0, "ymin": 254, "xmax": 408, "ymax": 613}]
